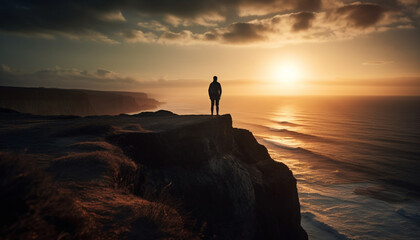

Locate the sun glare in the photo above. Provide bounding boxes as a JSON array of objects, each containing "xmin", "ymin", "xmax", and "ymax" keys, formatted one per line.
[{"xmin": 275, "ymin": 62, "xmax": 301, "ymax": 83}]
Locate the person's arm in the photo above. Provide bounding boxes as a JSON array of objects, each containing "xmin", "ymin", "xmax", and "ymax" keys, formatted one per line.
[
  {"xmin": 218, "ymin": 83, "xmax": 222, "ymax": 97},
  {"xmin": 208, "ymin": 84, "xmax": 211, "ymax": 98}
]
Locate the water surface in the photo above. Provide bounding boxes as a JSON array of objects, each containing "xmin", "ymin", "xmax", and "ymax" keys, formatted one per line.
[{"xmin": 160, "ymin": 95, "xmax": 420, "ymax": 240}]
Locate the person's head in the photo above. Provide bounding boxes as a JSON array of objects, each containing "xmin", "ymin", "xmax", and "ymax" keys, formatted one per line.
[{"xmin": 213, "ymin": 76, "xmax": 218, "ymax": 82}]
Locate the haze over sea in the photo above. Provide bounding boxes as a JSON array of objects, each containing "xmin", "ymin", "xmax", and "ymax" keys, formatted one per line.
[{"xmin": 159, "ymin": 95, "xmax": 420, "ymax": 240}]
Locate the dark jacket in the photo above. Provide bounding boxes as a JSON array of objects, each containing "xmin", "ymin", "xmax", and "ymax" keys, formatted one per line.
[{"xmin": 208, "ymin": 81, "xmax": 222, "ymax": 100}]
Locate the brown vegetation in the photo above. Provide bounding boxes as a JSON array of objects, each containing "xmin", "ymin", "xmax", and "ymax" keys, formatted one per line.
[{"xmin": 0, "ymin": 152, "xmax": 95, "ymax": 239}]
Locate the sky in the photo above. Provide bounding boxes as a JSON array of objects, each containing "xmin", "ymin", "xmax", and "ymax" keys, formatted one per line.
[{"xmin": 0, "ymin": 0, "xmax": 420, "ymax": 96}]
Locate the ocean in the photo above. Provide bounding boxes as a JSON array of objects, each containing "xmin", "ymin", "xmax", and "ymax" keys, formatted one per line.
[{"xmin": 158, "ymin": 95, "xmax": 420, "ymax": 240}]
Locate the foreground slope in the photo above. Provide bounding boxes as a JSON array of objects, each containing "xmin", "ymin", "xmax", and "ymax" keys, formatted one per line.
[{"xmin": 0, "ymin": 109, "xmax": 307, "ymax": 240}]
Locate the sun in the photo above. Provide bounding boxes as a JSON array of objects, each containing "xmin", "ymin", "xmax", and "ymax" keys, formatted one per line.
[{"xmin": 272, "ymin": 61, "xmax": 302, "ymax": 84}]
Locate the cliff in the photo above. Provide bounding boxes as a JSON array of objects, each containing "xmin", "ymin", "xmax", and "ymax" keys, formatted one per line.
[
  {"xmin": 0, "ymin": 110, "xmax": 307, "ymax": 240},
  {"xmin": 0, "ymin": 86, "xmax": 161, "ymax": 116}
]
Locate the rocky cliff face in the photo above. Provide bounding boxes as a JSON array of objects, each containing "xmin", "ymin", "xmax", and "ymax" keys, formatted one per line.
[
  {"xmin": 0, "ymin": 110, "xmax": 307, "ymax": 239},
  {"xmin": 109, "ymin": 113, "xmax": 307, "ymax": 240}
]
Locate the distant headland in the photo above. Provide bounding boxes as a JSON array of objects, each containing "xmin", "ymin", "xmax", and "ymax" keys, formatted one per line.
[{"xmin": 0, "ymin": 86, "xmax": 161, "ymax": 116}]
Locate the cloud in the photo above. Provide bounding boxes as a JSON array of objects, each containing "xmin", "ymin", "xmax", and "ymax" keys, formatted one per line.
[
  {"xmin": 0, "ymin": 66, "xmax": 141, "ymax": 90},
  {"xmin": 308, "ymin": 77, "xmax": 420, "ymax": 87},
  {"xmin": 236, "ymin": 0, "xmax": 322, "ymax": 16},
  {"xmin": 222, "ymin": 23, "xmax": 268, "ymax": 43},
  {"xmin": 334, "ymin": 3, "xmax": 387, "ymax": 28},
  {"xmin": 138, "ymin": 20, "xmax": 169, "ymax": 32},
  {"xmin": 2, "ymin": 65, "xmax": 419, "ymax": 97},
  {"xmin": 292, "ymin": 12, "xmax": 316, "ymax": 31},
  {"xmin": 0, "ymin": 65, "xmax": 212, "ymax": 91},
  {"xmin": 118, "ymin": 30, "xmax": 157, "ymax": 43},
  {"xmin": 0, "ymin": 0, "xmax": 323, "ymax": 39},
  {"xmin": 0, "ymin": 0, "xmax": 416, "ymax": 45},
  {"xmin": 154, "ymin": 2, "xmax": 410, "ymax": 45},
  {"xmin": 160, "ymin": 30, "xmax": 192, "ymax": 40},
  {"xmin": 0, "ymin": 1, "xmax": 126, "ymax": 43},
  {"xmin": 1, "ymin": 64, "xmax": 11, "ymax": 72},
  {"xmin": 0, "ymin": 64, "xmax": 261, "ymax": 93},
  {"xmin": 96, "ymin": 69, "xmax": 111, "ymax": 76},
  {"xmin": 128, "ymin": 0, "xmax": 322, "ymax": 18},
  {"xmin": 99, "ymin": 11, "xmax": 126, "ymax": 22},
  {"xmin": 362, "ymin": 60, "xmax": 395, "ymax": 66}
]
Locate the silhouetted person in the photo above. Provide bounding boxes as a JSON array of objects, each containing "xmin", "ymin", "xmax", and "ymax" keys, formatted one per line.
[{"xmin": 208, "ymin": 76, "xmax": 222, "ymax": 116}]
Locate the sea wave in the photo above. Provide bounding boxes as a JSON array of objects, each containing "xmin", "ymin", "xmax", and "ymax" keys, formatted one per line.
[
  {"xmin": 259, "ymin": 138, "xmax": 299, "ymax": 150},
  {"xmin": 271, "ymin": 120, "xmax": 303, "ymax": 127},
  {"xmin": 260, "ymin": 138, "xmax": 340, "ymax": 163},
  {"xmin": 302, "ymin": 211, "xmax": 351, "ymax": 240},
  {"xmin": 267, "ymin": 127, "xmax": 334, "ymax": 143},
  {"xmin": 260, "ymin": 138, "xmax": 373, "ymax": 180},
  {"xmin": 396, "ymin": 208, "xmax": 420, "ymax": 221},
  {"xmin": 353, "ymin": 186, "xmax": 407, "ymax": 203}
]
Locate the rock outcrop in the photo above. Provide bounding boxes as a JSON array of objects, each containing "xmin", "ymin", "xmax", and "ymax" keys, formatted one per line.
[
  {"xmin": 108, "ymin": 113, "xmax": 307, "ymax": 239},
  {"xmin": 0, "ymin": 110, "xmax": 307, "ymax": 239}
]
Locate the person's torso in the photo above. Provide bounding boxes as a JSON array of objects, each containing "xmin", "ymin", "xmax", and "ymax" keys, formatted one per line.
[{"xmin": 209, "ymin": 82, "xmax": 220, "ymax": 95}]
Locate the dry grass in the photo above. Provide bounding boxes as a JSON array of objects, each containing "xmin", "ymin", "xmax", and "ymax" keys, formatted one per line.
[
  {"xmin": 48, "ymin": 150, "xmax": 137, "ymax": 189},
  {"xmin": 69, "ymin": 141, "xmax": 116, "ymax": 152},
  {"xmin": 1, "ymin": 146, "xmax": 201, "ymax": 239},
  {"xmin": 52, "ymin": 123, "xmax": 116, "ymax": 137},
  {"xmin": 0, "ymin": 152, "xmax": 96, "ymax": 239},
  {"xmin": 130, "ymin": 183, "xmax": 201, "ymax": 240}
]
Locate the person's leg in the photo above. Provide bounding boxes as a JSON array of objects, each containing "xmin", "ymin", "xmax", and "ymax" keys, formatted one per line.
[
  {"xmin": 216, "ymin": 99, "xmax": 219, "ymax": 116},
  {"xmin": 211, "ymin": 99, "xmax": 214, "ymax": 115}
]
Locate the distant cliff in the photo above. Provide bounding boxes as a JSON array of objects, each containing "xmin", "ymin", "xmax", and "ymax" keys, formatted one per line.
[
  {"xmin": 0, "ymin": 86, "xmax": 161, "ymax": 116},
  {"xmin": 0, "ymin": 110, "xmax": 307, "ymax": 240}
]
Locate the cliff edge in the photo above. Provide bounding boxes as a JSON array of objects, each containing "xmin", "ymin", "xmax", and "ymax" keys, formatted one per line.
[{"xmin": 0, "ymin": 110, "xmax": 307, "ymax": 240}]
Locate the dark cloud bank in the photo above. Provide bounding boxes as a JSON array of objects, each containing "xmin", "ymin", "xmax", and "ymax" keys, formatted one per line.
[{"xmin": 0, "ymin": 0, "xmax": 417, "ymax": 45}]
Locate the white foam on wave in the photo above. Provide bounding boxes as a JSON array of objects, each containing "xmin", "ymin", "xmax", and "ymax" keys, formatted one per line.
[
  {"xmin": 298, "ymin": 181, "xmax": 420, "ymax": 240},
  {"xmin": 301, "ymin": 211, "xmax": 351, "ymax": 240},
  {"xmin": 395, "ymin": 203, "xmax": 420, "ymax": 222},
  {"xmin": 259, "ymin": 137, "xmax": 300, "ymax": 150}
]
